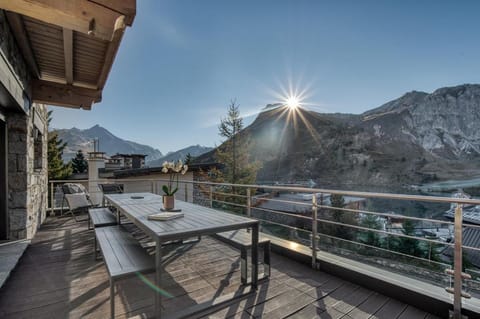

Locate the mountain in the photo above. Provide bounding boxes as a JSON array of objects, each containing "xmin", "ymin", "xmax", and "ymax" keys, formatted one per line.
[
  {"xmin": 149, "ymin": 145, "xmax": 213, "ymax": 167},
  {"xmin": 54, "ymin": 125, "xmax": 163, "ymax": 162},
  {"xmin": 195, "ymin": 84, "xmax": 480, "ymax": 188}
]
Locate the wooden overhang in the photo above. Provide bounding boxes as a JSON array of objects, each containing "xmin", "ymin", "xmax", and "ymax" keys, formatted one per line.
[{"xmin": 0, "ymin": 0, "xmax": 136, "ymax": 110}]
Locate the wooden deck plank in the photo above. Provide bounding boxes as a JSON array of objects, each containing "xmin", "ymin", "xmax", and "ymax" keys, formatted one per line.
[
  {"xmin": 295, "ymin": 304, "xmax": 348, "ymax": 319},
  {"xmin": 341, "ymin": 292, "xmax": 389, "ymax": 319},
  {"xmin": 245, "ymin": 288, "xmax": 314, "ymax": 318},
  {"xmin": 397, "ymin": 305, "xmax": 428, "ymax": 319},
  {"xmin": 0, "ymin": 215, "xmax": 441, "ymax": 319},
  {"xmin": 370, "ymin": 299, "xmax": 408, "ymax": 319},
  {"xmin": 329, "ymin": 286, "xmax": 373, "ymax": 314}
]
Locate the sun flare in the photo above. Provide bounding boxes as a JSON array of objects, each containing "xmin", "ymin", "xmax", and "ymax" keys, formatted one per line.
[
  {"xmin": 285, "ymin": 95, "xmax": 300, "ymax": 109},
  {"xmin": 266, "ymin": 82, "xmax": 322, "ymax": 145}
]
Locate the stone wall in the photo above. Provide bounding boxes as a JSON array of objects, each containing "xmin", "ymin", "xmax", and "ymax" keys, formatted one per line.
[
  {"xmin": 7, "ymin": 104, "xmax": 48, "ymax": 239},
  {"xmin": 0, "ymin": 10, "xmax": 31, "ymax": 112}
]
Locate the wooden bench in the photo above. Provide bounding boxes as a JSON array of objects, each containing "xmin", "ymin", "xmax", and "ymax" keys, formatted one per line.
[
  {"xmin": 89, "ymin": 208, "xmax": 118, "ymax": 258},
  {"xmin": 88, "ymin": 207, "xmax": 117, "ymax": 230},
  {"xmin": 95, "ymin": 226, "xmax": 155, "ymax": 319},
  {"xmin": 213, "ymin": 229, "xmax": 271, "ymax": 284}
]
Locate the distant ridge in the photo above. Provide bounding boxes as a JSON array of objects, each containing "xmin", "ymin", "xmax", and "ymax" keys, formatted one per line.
[
  {"xmin": 53, "ymin": 125, "xmax": 163, "ymax": 162},
  {"xmin": 149, "ymin": 145, "xmax": 213, "ymax": 167}
]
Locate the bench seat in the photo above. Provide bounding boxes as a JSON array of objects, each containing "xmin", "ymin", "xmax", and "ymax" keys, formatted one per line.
[
  {"xmin": 213, "ymin": 229, "xmax": 271, "ymax": 284},
  {"xmin": 88, "ymin": 207, "xmax": 117, "ymax": 229},
  {"xmin": 95, "ymin": 226, "xmax": 155, "ymax": 319}
]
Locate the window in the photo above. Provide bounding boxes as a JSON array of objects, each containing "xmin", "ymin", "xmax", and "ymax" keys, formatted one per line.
[{"xmin": 33, "ymin": 128, "xmax": 43, "ymax": 170}]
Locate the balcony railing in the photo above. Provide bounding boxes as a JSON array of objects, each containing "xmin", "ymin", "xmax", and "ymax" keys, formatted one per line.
[{"xmin": 48, "ymin": 178, "xmax": 480, "ymax": 318}]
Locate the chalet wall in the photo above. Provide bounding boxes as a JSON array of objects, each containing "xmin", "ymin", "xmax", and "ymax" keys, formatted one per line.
[
  {"xmin": 0, "ymin": 10, "xmax": 47, "ymax": 240},
  {"xmin": 7, "ymin": 104, "xmax": 47, "ymax": 239},
  {"xmin": 0, "ymin": 10, "xmax": 31, "ymax": 112}
]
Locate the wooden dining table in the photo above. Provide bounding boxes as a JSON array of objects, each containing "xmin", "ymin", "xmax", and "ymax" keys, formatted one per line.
[{"xmin": 104, "ymin": 192, "xmax": 259, "ymax": 318}]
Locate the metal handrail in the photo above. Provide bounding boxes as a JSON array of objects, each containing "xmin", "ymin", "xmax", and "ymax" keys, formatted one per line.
[
  {"xmin": 50, "ymin": 178, "xmax": 480, "ymax": 205},
  {"xmin": 317, "ymin": 231, "xmax": 451, "ymax": 269},
  {"xmin": 315, "ymin": 203, "xmax": 456, "ymax": 226},
  {"xmin": 254, "ymin": 196, "xmax": 313, "ymax": 207},
  {"xmin": 314, "ymin": 216, "xmax": 454, "ymax": 247},
  {"xmin": 252, "ymin": 206, "xmax": 313, "ymax": 221}
]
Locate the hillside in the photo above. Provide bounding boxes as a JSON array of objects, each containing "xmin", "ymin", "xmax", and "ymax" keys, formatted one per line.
[
  {"xmin": 148, "ymin": 145, "xmax": 213, "ymax": 167},
  {"xmin": 53, "ymin": 125, "xmax": 163, "ymax": 162},
  {"xmin": 196, "ymin": 84, "xmax": 480, "ymax": 188}
]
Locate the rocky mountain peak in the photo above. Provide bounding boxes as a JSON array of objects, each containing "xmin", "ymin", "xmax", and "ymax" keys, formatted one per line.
[
  {"xmin": 197, "ymin": 83, "xmax": 480, "ymax": 188},
  {"xmin": 431, "ymin": 84, "xmax": 480, "ymax": 98},
  {"xmin": 362, "ymin": 90, "xmax": 428, "ymax": 119},
  {"xmin": 54, "ymin": 125, "xmax": 163, "ymax": 163}
]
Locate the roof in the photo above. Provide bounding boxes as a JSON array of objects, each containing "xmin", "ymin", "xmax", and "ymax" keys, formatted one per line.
[
  {"xmin": 0, "ymin": 0, "xmax": 136, "ymax": 109},
  {"xmin": 443, "ymin": 227, "xmax": 480, "ymax": 268}
]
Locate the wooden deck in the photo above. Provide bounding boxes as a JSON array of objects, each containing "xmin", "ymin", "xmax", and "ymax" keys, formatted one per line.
[{"xmin": 0, "ymin": 215, "xmax": 439, "ymax": 319}]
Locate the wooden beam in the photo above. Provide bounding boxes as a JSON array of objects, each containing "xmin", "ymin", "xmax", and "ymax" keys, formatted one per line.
[
  {"xmin": 4, "ymin": 12, "xmax": 40, "ymax": 78},
  {"xmin": 89, "ymin": 0, "xmax": 136, "ymax": 26},
  {"xmin": 0, "ymin": 0, "xmax": 129, "ymax": 41},
  {"xmin": 62, "ymin": 28, "xmax": 73, "ymax": 84},
  {"xmin": 97, "ymin": 15, "xmax": 125, "ymax": 89},
  {"xmin": 32, "ymin": 79, "xmax": 101, "ymax": 110}
]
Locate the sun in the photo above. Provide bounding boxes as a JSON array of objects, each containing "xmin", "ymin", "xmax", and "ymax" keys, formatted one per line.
[{"xmin": 285, "ymin": 95, "xmax": 300, "ymax": 109}]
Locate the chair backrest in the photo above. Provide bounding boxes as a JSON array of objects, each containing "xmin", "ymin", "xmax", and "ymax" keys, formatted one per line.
[
  {"xmin": 62, "ymin": 183, "xmax": 88, "ymax": 195},
  {"xmin": 99, "ymin": 183, "xmax": 124, "ymax": 194},
  {"xmin": 65, "ymin": 194, "xmax": 90, "ymax": 211}
]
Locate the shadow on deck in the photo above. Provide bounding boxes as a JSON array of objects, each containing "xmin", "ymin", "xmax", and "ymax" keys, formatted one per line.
[{"xmin": 0, "ymin": 216, "xmax": 439, "ymax": 319}]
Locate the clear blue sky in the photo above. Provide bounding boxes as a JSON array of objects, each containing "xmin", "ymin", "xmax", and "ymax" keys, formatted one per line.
[{"xmin": 49, "ymin": 0, "xmax": 480, "ymax": 153}]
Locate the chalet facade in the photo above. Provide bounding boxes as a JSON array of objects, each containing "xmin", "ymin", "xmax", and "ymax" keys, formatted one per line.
[{"xmin": 0, "ymin": 0, "xmax": 136, "ymax": 240}]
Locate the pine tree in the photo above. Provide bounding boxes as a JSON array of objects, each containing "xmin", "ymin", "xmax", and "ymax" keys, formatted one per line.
[
  {"xmin": 328, "ymin": 194, "xmax": 357, "ymax": 240},
  {"xmin": 184, "ymin": 152, "xmax": 193, "ymax": 165},
  {"xmin": 47, "ymin": 111, "xmax": 72, "ymax": 180},
  {"xmin": 360, "ymin": 214, "xmax": 381, "ymax": 246},
  {"xmin": 216, "ymin": 99, "xmax": 260, "ymax": 186},
  {"xmin": 71, "ymin": 149, "xmax": 88, "ymax": 173},
  {"xmin": 397, "ymin": 219, "xmax": 423, "ymax": 257}
]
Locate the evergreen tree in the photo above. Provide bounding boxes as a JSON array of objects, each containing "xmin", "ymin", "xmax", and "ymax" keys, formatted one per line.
[
  {"xmin": 359, "ymin": 214, "xmax": 382, "ymax": 246},
  {"xmin": 184, "ymin": 152, "xmax": 193, "ymax": 165},
  {"xmin": 328, "ymin": 194, "xmax": 357, "ymax": 240},
  {"xmin": 216, "ymin": 99, "xmax": 260, "ymax": 186},
  {"xmin": 47, "ymin": 111, "xmax": 72, "ymax": 180},
  {"xmin": 71, "ymin": 149, "xmax": 88, "ymax": 173},
  {"xmin": 396, "ymin": 219, "xmax": 424, "ymax": 257}
]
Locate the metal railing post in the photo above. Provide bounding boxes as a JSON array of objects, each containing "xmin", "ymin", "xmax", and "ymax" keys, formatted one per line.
[
  {"xmin": 151, "ymin": 181, "xmax": 155, "ymax": 194},
  {"xmin": 184, "ymin": 183, "xmax": 188, "ymax": 202},
  {"xmin": 209, "ymin": 185, "xmax": 213, "ymax": 208},
  {"xmin": 247, "ymin": 188, "xmax": 251, "ymax": 217},
  {"xmin": 50, "ymin": 181, "xmax": 54, "ymax": 216},
  {"xmin": 453, "ymin": 203, "xmax": 463, "ymax": 319},
  {"xmin": 311, "ymin": 193, "xmax": 318, "ymax": 269}
]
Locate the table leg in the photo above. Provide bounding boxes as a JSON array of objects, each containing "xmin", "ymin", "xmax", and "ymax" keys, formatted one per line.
[
  {"xmin": 251, "ymin": 223, "xmax": 259, "ymax": 290},
  {"xmin": 155, "ymin": 239, "xmax": 163, "ymax": 318}
]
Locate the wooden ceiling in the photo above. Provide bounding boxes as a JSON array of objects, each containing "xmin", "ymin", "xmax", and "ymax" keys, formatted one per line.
[{"xmin": 0, "ymin": 0, "xmax": 136, "ymax": 110}]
